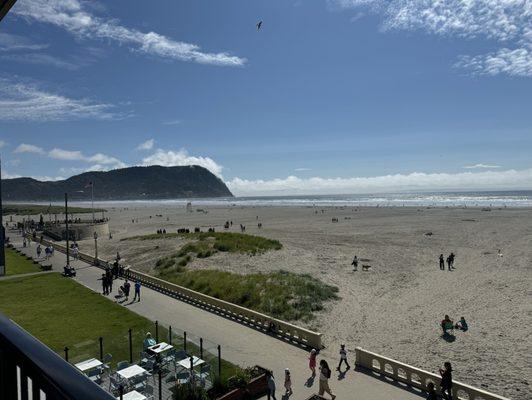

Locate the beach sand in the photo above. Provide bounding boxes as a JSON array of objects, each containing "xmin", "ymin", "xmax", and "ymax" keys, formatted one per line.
[{"xmin": 51, "ymin": 204, "xmax": 532, "ymax": 399}]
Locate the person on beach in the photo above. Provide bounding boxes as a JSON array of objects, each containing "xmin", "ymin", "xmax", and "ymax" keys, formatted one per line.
[
  {"xmin": 266, "ymin": 371, "xmax": 277, "ymax": 400},
  {"xmin": 318, "ymin": 360, "xmax": 335, "ymax": 399},
  {"xmin": 426, "ymin": 382, "xmax": 437, "ymax": 400},
  {"xmin": 337, "ymin": 344, "xmax": 350, "ymax": 370},
  {"xmin": 455, "ymin": 317, "xmax": 468, "ymax": 331},
  {"xmin": 449, "ymin": 253, "xmax": 455, "ymax": 269},
  {"xmin": 309, "ymin": 349, "xmax": 317, "ymax": 376},
  {"xmin": 133, "ymin": 281, "xmax": 141, "ymax": 302},
  {"xmin": 284, "ymin": 368, "xmax": 292, "ymax": 396},
  {"xmin": 352, "ymin": 255, "xmax": 358, "ymax": 271},
  {"xmin": 439, "ymin": 362, "xmax": 453, "ymax": 400},
  {"xmin": 441, "ymin": 315, "xmax": 454, "ymax": 334},
  {"xmin": 439, "ymin": 254, "xmax": 445, "ymax": 270},
  {"xmin": 446, "ymin": 255, "xmax": 452, "ymax": 271}
]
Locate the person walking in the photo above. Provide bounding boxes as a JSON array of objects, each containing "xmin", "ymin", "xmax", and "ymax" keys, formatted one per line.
[
  {"xmin": 36, "ymin": 245, "xmax": 42, "ymax": 259},
  {"xmin": 439, "ymin": 254, "xmax": 445, "ymax": 270},
  {"xmin": 439, "ymin": 362, "xmax": 453, "ymax": 400},
  {"xmin": 284, "ymin": 368, "xmax": 292, "ymax": 396},
  {"xmin": 351, "ymin": 255, "xmax": 358, "ymax": 271},
  {"xmin": 337, "ymin": 344, "xmax": 350, "ymax": 370},
  {"xmin": 123, "ymin": 280, "xmax": 131, "ymax": 301},
  {"xmin": 318, "ymin": 360, "xmax": 335, "ymax": 399},
  {"xmin": 309, "ymin": 349, "xmax": 317, "ymax": 376},
  {"xmin": 266, "ymin": 370, "xmax": 277, "ymax": 400},
  {"xmin": 446, "ymin": 255, "xmax": 452, "ymax": 271},
  {"xmin": 133, "ymin": 281, "xmax": 141, "ymax": 302},
  {"xmin": 449, "ymin": 253, "xmax": 455, "ymax": 269}
]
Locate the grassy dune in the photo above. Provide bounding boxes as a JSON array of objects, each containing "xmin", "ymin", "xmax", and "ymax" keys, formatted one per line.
[{"xmin": 3, "ymin": 204, "xmax": 105, "ymax": 216}]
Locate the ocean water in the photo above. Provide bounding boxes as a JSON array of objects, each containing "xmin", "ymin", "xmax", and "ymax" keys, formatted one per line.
[{"xmin": 76, "ymin": 190, "xmax": 532, "ymax": 208}]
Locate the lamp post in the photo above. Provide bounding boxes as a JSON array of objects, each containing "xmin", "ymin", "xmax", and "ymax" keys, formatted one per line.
[{"xmin": 93, "ymin": 231, "xmax": 99, "ymax": 266}]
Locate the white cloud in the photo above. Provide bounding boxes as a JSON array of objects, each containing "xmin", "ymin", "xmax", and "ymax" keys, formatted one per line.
[
  {"xmin": 0, "ymin": 32, "xmax": 48, "ymax": 52},
  {"xmin": 13, "ymin": 0, "xmax": 246, "ymax": 67},
  {"xmin": 331, "ymin": 0, "xmax": 532, "ymax": 77},
  {"xmin": 48, "ymin": 148, "xmax": 126, "ymax": 170},
  {"xmin": 463, "ymin": 163, "xmax": 501, "ymax": 169},
  {"xmin": 14, "ymin": 143, "xmax": 45, "ymax": 154},
  {"xmin": 142, "ymin": 149, "xmax": 223, "ymax": 177},
  {"xmin": 226, "ymin": 168, "xmax": 532, "ymax": 196},
  {"xmin": 0, "ymin": 79, "xmax": 118, "ymax": 121},
  {"xmin": 162, "ymin": 120, "xmax": 182, "ymax": 126},
  {"xmin": 294, "ymin": 168, "xmax": 311, "ymax": 171},
  {"xmin": 137, "ymin": 139, "xmax": 155, "ymax": 151},
  {"xmin": 1, "ymin": 53, "xmax": 80, "ymax": 70}
]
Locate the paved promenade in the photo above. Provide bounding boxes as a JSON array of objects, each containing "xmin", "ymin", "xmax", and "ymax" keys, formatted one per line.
[{"xmin": 14, "ymin": 240, "xmax": 423, "ymax": 400}]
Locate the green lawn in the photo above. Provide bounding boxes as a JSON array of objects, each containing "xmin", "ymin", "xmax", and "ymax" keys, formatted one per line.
[
  {"xmin": 3, "ymin": 204, "xmax": 105, "ymax": 216},
  {"xmin": 5, "ymin": 247, "xmax": 41, "ymax": 276},
  {"xmin": 0, "ymin": 273, "xmax": 239, "ymax": 382},
  {"xmin": 158, "ymin": 269, "xmax": 339, "ymax": 322}
]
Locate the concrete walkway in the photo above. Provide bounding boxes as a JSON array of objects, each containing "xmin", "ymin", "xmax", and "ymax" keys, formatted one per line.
[{"xmin": 14, "ymin": 239, "xmax": 423, "ymax": 400}]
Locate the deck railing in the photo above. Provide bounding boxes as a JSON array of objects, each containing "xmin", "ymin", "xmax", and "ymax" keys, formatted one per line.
[
  {"xmin": 0, "ymin": 312, "xmax": 114, "ymax": 400},
  {"xmin": 355, "ymin": 348, "xmax": 510, "ymax": 400},
  {"xmin": 27, "ymin": 235, "xmax": 323, "ymax": 350}
]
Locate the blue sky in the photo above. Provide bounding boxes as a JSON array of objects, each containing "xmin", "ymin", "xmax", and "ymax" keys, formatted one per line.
[{"xmin": 0, "ymin": 0, "xmax": 531, "ymax": 195}]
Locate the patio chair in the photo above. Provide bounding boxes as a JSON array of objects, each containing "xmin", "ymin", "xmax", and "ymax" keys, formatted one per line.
[
  {"xmin": 174, "ymin": 350, "xmax": 187, "ymax": 361},
  {"xmin": 109, "ymin": 373, "xmax": 125, "ymax": 394},
  {"xmin": 86, "ymin": 367, "xmax": 102, "ymax": 384},
  {"xmin": 102, "ymin": 353, "xmax": 112, "ymax": 372},
  {"xmin": 116, "ymin": 360, "xmax": 130, "ymax": 371}
]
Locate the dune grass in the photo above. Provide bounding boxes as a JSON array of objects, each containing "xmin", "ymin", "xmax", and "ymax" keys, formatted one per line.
[
  {"xmin": 0, "ymin": 273, "xmax": 239, "ymax": 382},
  {"xmin": 151, "ymin": 232, "xmax": 282, "ymax": 269},
  {"xmin": 158, "ymin": 269, "xmax": 339, "ymax": 322},
  {"xmin": 121, "ymin": 232, "xmax": 179, "ymax": 241},
  {"xmin": 3, "ymin": 204, "xmax": 104, "ymax": 216},
  {"xmin": 5, "ymin": 247, "xmax": 41, "ymax": 276}
]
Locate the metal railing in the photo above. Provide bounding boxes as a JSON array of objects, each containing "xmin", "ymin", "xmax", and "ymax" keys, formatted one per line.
[{"xmin": 0, "ymin": 312, "xmax": 114, "ymax": 400}]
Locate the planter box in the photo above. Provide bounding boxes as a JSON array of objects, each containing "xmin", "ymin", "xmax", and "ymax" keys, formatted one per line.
[{"xmin": 215, "ymin": 366, "xmax": 269, "ymax": 400}]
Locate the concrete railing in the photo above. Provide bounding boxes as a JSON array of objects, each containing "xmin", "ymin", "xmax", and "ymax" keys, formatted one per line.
[
  {"xmin": 26, "ymin": 235, "xmax": 323, "ymax": 350},
  {"xmin": 355, "ymin": 348, "xmax": 510, "ymax": 400}
]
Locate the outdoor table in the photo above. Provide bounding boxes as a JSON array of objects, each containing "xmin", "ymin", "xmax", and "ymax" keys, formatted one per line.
[
  {"xmin": 115, "ymin": 390, "xmax": 146, "ymax": 400},
  {"xmin": 74, "ymin": 358, "xmax": 103, "ymax": 373},
  {"xmin": 117, "ymin": 365, "xmax": 148, "ymax": 380},
  {"xmin": 147, "ymin": 342, "xmax": 173, "ymax": 355},
  {"xmin": 177, "ymin": 356, "xmax": 205, "ymax": 370}
]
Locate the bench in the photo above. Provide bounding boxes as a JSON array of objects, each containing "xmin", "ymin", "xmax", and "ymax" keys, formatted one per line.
[{"xmin": 41, "ymin": 264, "xmax": 53, "ymax": 271}]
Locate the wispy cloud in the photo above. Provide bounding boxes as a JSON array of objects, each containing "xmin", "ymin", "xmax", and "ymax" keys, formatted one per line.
[
  {"xmin": 1, "ymin": 53, "xmax": 81, "ymax": 70},
  {"xmin": 162, "ymin": 120, "xmax": 182, "ymax": 126},
  {"xmin": 463, "ymin": 163, "xmax": 501, "ymax": 169},
  {"xmin": 294, "ymin": 167, "xmax": 311, "ymax": 171},
  {"xmin": 13, "ymin": 0, "xmax": 246, "ymax": 67},
  {"xmin": 136, "ymin": 139, "xmax": 155, "ymax": 151},
  {"xmin": 14, "ymin": 143, "xmax": 45, "ymax": 155},
  {"xmin": 330, "ymin": 0, "xmax": 532, "ymax": 77},
  {"xmin": 227, "ymin": 168, "xmax": 532, "ymax": 196},
  {"xmin": 0, "ymin": 78, "xmax": 119, "ymax": 121},
  {"xmin": 142, "ymin": 149, "xmax": 223, "ymax": 177},
  {"xmin": 0, "ymin": 32, "xmax": 48, "ymax": 52}
]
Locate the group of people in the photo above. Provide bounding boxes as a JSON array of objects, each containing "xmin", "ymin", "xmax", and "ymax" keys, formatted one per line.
[
  {"xmin": 156, "ymin": 229, "xmax": 167, "ymax": 234},
  {"xmin": 115, "ymin": 279, "xmax": 141, "ymax": 302},
  {"xmin": 36, "ymin": 244, "xmax": 55, "ymax": 259},
  {"xmin": 441, "ymin": 315, "xmax": 468, "ymax": 335},
  {"xmin": 266, "ymin": 346, "xmax": 455, "ymax": 400},
  {"xmin": 438, "ymin": 253, "xmax": 456, "ymax": 271}
]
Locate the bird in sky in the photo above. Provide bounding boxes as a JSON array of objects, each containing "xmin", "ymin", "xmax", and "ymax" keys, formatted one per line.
[{"xmin": 256, "ymin": 21, "xmax": 263, "ymax": 30}]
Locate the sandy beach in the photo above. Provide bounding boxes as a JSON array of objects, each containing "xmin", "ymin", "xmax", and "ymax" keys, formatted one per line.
[{"xmin": 24, "ymin": 203, "xmax": 531, "ymax": 399}]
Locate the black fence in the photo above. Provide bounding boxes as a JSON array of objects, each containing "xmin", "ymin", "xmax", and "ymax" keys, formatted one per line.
[{"xmin": 0, "ymin": 312, "xmax": 114, "ymax": 400}]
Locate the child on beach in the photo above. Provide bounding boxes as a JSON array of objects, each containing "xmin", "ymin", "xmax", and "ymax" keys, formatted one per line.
[
  {"xmin": 337, "ymin": 344, "xmax": 350, "ymax": 370},
  {"xmin": 284, "ymin": 368, "xmax": 292, "ymax": 395},
  {"xmin": 309, "ymin": 349, "xmax": 317, "ymax": 376}
]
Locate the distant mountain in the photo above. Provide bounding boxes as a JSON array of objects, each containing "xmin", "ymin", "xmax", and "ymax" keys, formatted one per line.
[{"xmin": 2, "ymin": 165, "xmax": 233, "ymax": 201}]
